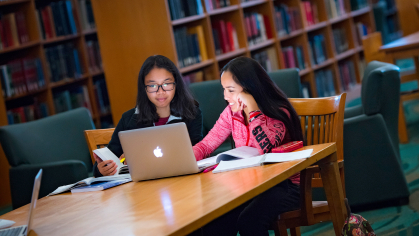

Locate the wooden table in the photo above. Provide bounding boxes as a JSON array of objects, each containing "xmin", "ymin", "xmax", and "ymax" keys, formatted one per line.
[
  {"xmin": 0, "ymin": 143, "xmax": 346, "ymax": 236},
  {"xmin": 380, "ymin": 31, "xmax": 419, "ymax": 143}
]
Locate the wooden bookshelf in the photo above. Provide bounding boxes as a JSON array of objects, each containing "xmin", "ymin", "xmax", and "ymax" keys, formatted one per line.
[
  {"xmin": 91, "ymin": 0, "xmax": 376, "ymax": 123},
  {"xmin": 0, "ymin": 0, "xmax": 111, "ymax": 209}
]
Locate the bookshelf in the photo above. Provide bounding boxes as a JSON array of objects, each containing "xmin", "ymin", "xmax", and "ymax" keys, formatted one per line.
[
  {"xmin": 372, "ymin": 0, "xmax": 402, "ymax": 44},
  {"xmin": 91, "ymin": 0, "xmax": 375, "ymax": 125},
  {"xmin": 0, "ymin": 0, "xmax": 111, "ymax": 208}
]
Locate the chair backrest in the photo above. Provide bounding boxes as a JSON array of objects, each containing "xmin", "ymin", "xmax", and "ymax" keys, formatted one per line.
[
  {"xmin": 361, "ymin": 61, "xmax": 401, "ymax": 157},
  {"xmin": 362, "ymin": 32, "xmax": 389, "ymax": 63},
  {"xmin": 0, "ymin": 107, "xmax": 95, "ymax": 170},
  {"xmin": 268, "ymin": 68, "xmax": 302, "ymax": 98},
  {"xmin": 289, "ymin": 93, "xmax": 346, "ymax": 162},
  {"xmin": 189, "ymin": 80, "xmax": 226, "ymax": 135},
  {"xmin": 84, "ymin": 128, "xmax": 115, "ymax": 164}
]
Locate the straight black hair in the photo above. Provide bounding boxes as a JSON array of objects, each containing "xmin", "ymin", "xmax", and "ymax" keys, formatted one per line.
[
  {"xmin": 221, "ymin": 57, "xmax": 304, "ymax": 143},
  {"xmin": 136, "ymin": 55, "xmax": 197, "ymax": 124}
]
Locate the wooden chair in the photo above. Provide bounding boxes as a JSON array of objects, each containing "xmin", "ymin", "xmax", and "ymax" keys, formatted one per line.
[
  {"xmin": 362, "ymin": 32, "xmax": 419, "ymax": 143},
  {"xmin": 84, "ymin": 128, "xmax": 115, "ymax": 164},
  {"xmin": 273, "ymin": 93, "xmax": 346, "ymax": 236}
]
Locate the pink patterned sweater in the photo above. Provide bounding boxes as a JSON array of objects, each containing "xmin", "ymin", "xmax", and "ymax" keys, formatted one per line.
[{"xmin": 193, "ymin": 106, "xmax": 300, "ymax": 184}]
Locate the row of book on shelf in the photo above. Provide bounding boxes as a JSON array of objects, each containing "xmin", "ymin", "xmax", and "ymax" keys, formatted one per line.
[
  {"xmin": 252, "ymin": 47, "xmax": 279, "ymax": 73},
  {"xmin": 282, "ymin": 45, "xmax": 306, "ymax": 71},
  {"xmin": 308, "ymin": 34, "xmax": 327, "ymax": 66},
  {"xmin": 0, "ymin": 11, "xmax": 30, "ymax": 50},
  {"xmin": 338, "ymin": 60, "xmax": 357, "ymax": 92},
  {"xmin": 168, "ymin": 0, "xmax": 204, "ymax": 21},
  {"xmin": 315, "ymin": 68, "xmax": 336, "ymax": 98},
  {"xmin": 332, "ymin": 27, "xmax": 349, "ymax": 54},
  {"xmin": 45, "ymin": 43, "xmax": 83, "ymax": 82},
  {"xmin": 174, "ymin": 26, "xmax": 208, "ymax": 68},
  {"xmin": 274, "ymin": 4, "xmax": 302, "ymax": 38},
  {"xmin": 6, "ymin": 79, "xmax": 110, "ymax": 125},
  {"xmin": 1, "ymin": 58, "xmax": 45, "ymax": 98},
  {"xmin": 7, "ymin": 102, "xmax": 49, "ymax": 125},
  {"xmin": 78, "ymin": 0, "xmax": 95, "ymax": 31},
  {"xmin": 212, "ymin": 20, "xmax": 239, "ymax": 55},
  {"xmin": 36, "ymin": 0, "xmax": 78, "ymax": 40},
  {"xmin": 204, "ymin": 0, "xmax": 231, "ymax": 11},
  {"xmin": 244, "ymin": 12, "xmax": 272, "ymax": 46},
  {"xmin": 325, "ymin": 0, "xmax": 346, "ymax": 19},
  {"xmin": 86, "ymin": 39, "xmax": 103, "ymax": 73}
]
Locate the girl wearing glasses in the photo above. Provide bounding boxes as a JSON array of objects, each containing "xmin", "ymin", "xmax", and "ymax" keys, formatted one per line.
[
  {"xmin": 93, "ymin": 55, "xmax": 203, "ymax": 177},
  {"xmin": 191, "ymin": 57, "xmax": 303, "ymax": 236}
]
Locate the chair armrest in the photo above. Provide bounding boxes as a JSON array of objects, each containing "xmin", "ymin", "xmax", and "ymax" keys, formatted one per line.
[
  {"xmin": 343, "ymin": 114, "xmax": 409, "ymax": 207},
  {"xmin": 9, "ymin": 160, "xmax": 88, "ymax": 209},
  {"xmin": 344, "ymin": 105, "xmax": 363, "ymax": 119}
]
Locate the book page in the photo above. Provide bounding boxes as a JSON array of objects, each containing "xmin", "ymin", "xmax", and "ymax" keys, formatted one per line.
[
  {"xmin": 197, "ymin": 156, "xmax": 217, "ymax": 169},
  {"xmin": 93, "ymin": 147, "xmax": 125, "ymax": 175},
  {"xmin": 212, "ymin": 156, "xmax": 264, "ymax": 173},
  {"xmin": 221, "ymin": 146, "xmax": 260, "ymax": 159},
  {"xmin": 263, "ymin": 149, "xmax": 313, "ymax": 163}
]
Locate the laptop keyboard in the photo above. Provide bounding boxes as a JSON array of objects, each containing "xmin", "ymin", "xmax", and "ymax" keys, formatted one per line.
[{"xmin": 0, "ymin": 226, "xmax": 26, "ymax": 236}]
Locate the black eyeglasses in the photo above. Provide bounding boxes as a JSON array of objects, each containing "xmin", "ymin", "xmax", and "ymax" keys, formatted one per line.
[{"xmin": 145, "ymin": 82, "xmax": 176, "ymax": 93}]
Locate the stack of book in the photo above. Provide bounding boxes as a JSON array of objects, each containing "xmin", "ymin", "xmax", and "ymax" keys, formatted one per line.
[
  {"xmin": 332, "ymin": 27, "xmax": 349, "ymax": 54},
  {"xmin": 174, "ymin": 26, "xmax": 206, "ymax": 68},
  {"xmin": 244, "ymin": 12, "xmax": 272, "ymax": 46},
  {"xmin": 85, "ymin": 39, "xmax": 103, "ymax": 73},
  {"xmin": 6, "ymin": 102, "xmax": 49, "ymax": 124},
  {"xmin": 36, "ymin": 0, "xmax": 78, "ymax": 40},
  {"xmin": 0, "ymin": 12, "xmax": 30, "ymax": 49},
  {"xmin": 338, "ymin": 60, "xmax": 357, "ymax": 91},
  {"xmin": 350, "ymin": 0, "xmax": 369, "ymax": 11},
  {"xmin": 274, "ymin": 4, "xmax": 302, "ymax": 37},
  {"xmin": 308, "ymin": 34, "xmax": 327, "ymax": 65},
  {"xmin": 77, "ymin": 0, "xmax": 95, "ymax": 31},
  {"xmin": 301, "ymin": 1, "xmax": 319, "ymax": 27},
  {"xmin": 94, "ymin": 79, "xmax": 111, "ymax": 115},
  {"xmin": 281, "ymin": 45, "xmax": 306, "ymax": 70},
  {"xmin": 204, "ymin": 0, "xmax": 231, "ymax": 11},
  {"xmin": 0, "ymin": 58, "xmax": 46, "ymax": 98},
  {"xmin": 182, "ymin": 70, "xmax": 204, "ymax": 85},
  {"xmin": 252, "ymin": 47, "xmax": 279, "ymax": 72},
  {"xmin": 45, "ymin": 43, "xmax": 83, "ymax": 82},
  {"xmin": 315, "ymin": 69, "xmax": 336, "ymax": 97},
  {"xmin": 212, "ymin": 20, "xmax": 239, "ymax": 55},
  {"xmin": 53, "ymin": 86, "xmax": 92, "ymax": 114},
  {"xmin": 325, "ymin": 0, "xmax": 346, "ymax": 19},
  {"xmin": 168, "ymin": 0, "xmax": 204, "ymax": 21}
]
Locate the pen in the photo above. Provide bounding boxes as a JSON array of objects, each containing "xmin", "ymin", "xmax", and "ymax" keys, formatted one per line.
[
  {"xmin": 203, "ymin": 164, "xmax": 218, "ymax": 173},
  {"xmin": 120, "ymin": 158, "xmax": 125, "ymax": 163}
]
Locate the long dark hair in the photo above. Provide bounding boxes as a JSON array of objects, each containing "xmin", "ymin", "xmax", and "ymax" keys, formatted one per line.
[
  {"xmin": 221, "ymin": 57, "xmax": 304, "ymax": 142},
  {"xmin": 136, "ymin": 55, "xmax": 197, "ymax": 124}
]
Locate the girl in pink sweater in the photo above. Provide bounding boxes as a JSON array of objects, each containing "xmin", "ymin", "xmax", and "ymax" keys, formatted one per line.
[{"xmin": 191, "ymin": 57, "xmax": 304, "ymax": 236}]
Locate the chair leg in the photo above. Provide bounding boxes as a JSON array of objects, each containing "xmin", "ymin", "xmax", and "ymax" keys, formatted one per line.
[
  {"xmin": 290, "ymin": 227, "xmax": 301, "ymax": 236},
  {"xmin": 398, "ymin": 100, "xmax": 409, "ymax": 143},
  {"xmin": 275, "ymin": 220, "xmax": 289, "ymax": 236}
]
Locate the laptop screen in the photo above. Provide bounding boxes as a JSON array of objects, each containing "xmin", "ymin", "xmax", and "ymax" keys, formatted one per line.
[{"xmin": 26, "ymin": 169, "xmax": 42, "ymax": 234}]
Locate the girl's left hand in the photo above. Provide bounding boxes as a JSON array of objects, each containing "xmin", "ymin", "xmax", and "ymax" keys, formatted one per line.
[{"xmin": 237, "ymin": 92, "xmax": 259, "ymax": 112}]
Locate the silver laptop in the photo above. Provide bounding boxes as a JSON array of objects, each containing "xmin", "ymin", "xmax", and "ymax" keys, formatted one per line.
[
  {"xmin": 0, "ymin": 169, "xmax": 42, "ymax": 236},
  {"xmin": 119, "ymin": 122, "xmax": 199, "ymax": 181}
]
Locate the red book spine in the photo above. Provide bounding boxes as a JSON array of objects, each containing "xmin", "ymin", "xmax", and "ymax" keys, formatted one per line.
[
  {"xmin": 245, "ymin": 16, "xmax": 252, "ymax": 43},
  {"xmin": 263, "ymin": 15, "xmax": 272, "ymax": 39},
  {"xmin": 41, "ymin": 8, "xmax": 52, "ymax": 39},
  {"xmin": 226, "ymin": 21, "xmax": 235, "ymax": 51},
  {"xmin": 3, "ymin": 16, "xmax": 14, "ymax": 47},
  {"xmin": 281, "ymin": 51, "xmax": 288, "ymax": 68},
  {"xmin": 219, "ymin": 20, "xmax": 230, "ymax": 53},
  {"xmin": 0, "ymin": 19, "xmax": 6, "ymax": 49},
  {"xmin": 271, "ymin": 141, "xmax": 303, "ymax": 153},
  {"xmin": 15, "ymin": 12, "xmax": 29, "ymax": 44},
  {"xmin": 287, "ymin": 47, "xmax": 296, "ymax": 68},
  {"xmin": 251, "ymin": 14, "xmax": 258, "ymax": 42}
]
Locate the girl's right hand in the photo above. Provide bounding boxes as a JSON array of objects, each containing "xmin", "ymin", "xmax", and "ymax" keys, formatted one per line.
[{"xmin": 94, "ymin": 153, "xmax": 117, "ymax": 176}]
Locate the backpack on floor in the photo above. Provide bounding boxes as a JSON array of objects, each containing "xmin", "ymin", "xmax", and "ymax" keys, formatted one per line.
[{"xmin": 341, "ymin": 198, "xmax": 376, "ymax": 236}]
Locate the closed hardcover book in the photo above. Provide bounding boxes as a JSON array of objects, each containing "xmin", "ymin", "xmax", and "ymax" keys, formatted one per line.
[
  {"xmin": 71, "ymin": 179, "xmax": 131, "ymax": 193},
  {"xmin": 271, "ymin": 141, "xmax": 303, "ymax": 153}
]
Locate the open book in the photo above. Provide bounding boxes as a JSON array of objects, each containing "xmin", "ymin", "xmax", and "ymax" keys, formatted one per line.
[
  {"xmin": 197, "ymin": 146, "xmax": 260, "ymax": 171},
  {"xmin": 212, "ymin": 149, "xmax": 313, "ymax": 173},
  {"xmin": 93, "ymin": 147, "xmax": 129, "ymax": 175},
  {"xmin": 71, "ymin": 179, "xmax": 131, "ymax": 193},
  {"xmin": 48, "ymin": 174, "xmax": 132, "ymax": 196}
]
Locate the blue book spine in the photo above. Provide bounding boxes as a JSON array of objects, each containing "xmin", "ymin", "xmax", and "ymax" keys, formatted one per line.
[
  {"xmin": 73, "ymin": 49, "xmax": 83, "ymax": 77},
  {"xmin": 65, "ymin": 1, "xmax": 78, "ymax": 34}
]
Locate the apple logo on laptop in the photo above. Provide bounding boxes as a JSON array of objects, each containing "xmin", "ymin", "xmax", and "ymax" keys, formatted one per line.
[{"xmin": 154, "ymin": 146, "xmax": 163, "ymax": 158}]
